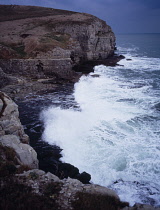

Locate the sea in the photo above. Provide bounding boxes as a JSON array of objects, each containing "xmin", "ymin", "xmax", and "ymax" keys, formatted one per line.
[{"xmin": 36, "ymin": 34, "xmax": 160, "ymax": 206}]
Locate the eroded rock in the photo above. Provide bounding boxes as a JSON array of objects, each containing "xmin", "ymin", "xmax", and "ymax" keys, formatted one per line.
[
  {"xmin": 0, "ymin": 135, "xmax": 38, "ymax": 168},
  {"xmin": 16, "ymin": 169, "xmax": 127, "ymax": 210},
  {"xmin": 0, "ymin": 91, "xmax": 38, "ymax": 168},
  {"xmin": 0, "ymin": 91, "xmax": 28, "ymax": 142},
  {"xmin": 0, "ymin": 5, "xmax": 115, "ymax": 82}
]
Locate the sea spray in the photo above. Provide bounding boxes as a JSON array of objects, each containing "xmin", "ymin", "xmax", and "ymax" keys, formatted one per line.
[{"xmin": 42, "ymin": 34, "xmax": 160, "ymax": 206}]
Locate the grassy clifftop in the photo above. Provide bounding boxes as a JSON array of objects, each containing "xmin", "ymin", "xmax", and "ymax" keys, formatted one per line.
[
  {"xmin": 0, "ymin": 5, "xmax": 82, "ymax": 59},
  {"xmin": 0, "ymin": 5, "xmax": 114, "ymax": 60},
  {"xmin": 0, "ymin": 5, "xmax": 77, "ymax": 22}
]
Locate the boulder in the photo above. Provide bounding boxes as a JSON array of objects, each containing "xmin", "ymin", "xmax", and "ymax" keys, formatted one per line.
[
  {"xmin": 0, "ymin": 135, "xmax": 38, "ymax": 168},
  {"xmin": 0, "ymin": 91, "xmax": 38, "ymax": 168},
  {"xmin": 16, "ymin": 169, "xmax": 127, "ymax": 210},
  {"xmin": 57, "ymin": 162, "xmax": 91, "ymax": 184},
  {"xmin": 0, "ymin": 91, "xmax": 29, "ymax": 143},
  {"xmin": 57, "ymin": 163, "xmax": 79, "ymax": 179},
  {"xmin": 76, "ymin": 171, "xmax": 91, "ymax": 184}
]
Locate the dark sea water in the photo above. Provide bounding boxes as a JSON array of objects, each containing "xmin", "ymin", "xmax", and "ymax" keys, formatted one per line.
[
  {"xmin": 117, "ymin": 33, "xmax": 160, "ymax": 58},
  {"xmin": 19, "ymin": 34, "xmax": 160, "ymax": 206}
]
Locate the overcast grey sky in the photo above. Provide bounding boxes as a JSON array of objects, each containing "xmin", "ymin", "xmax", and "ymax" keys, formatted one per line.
[{"xmin": 0, "ymin": 0, "xmax": 160, "ymax": 34}]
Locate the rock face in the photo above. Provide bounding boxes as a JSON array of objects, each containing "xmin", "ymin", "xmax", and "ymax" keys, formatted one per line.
[
  {"xmin": 0, "ymin": 5, "xmax": 115, "ymax": 80},
  {"xmin": 15, "ymin": 169, "xmax": 160, "ymax": 210},
  {"xmin": 16, "ymin": 169, "xmax": 126, "ymax": 210},
  {"xmin": 0, "ymin": 58, "xmax": 74, "ymax": 80},
  {"xmin": 0, "ymin": 91, "xmax": 38, "ymax": 168}
]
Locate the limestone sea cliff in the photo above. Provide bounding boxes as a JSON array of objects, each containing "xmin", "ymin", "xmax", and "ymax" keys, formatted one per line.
[
  {"xmin": 0, "ymin": 5, "xmax": 115, "ymax": 85},
  {"xmin": 0, "ymin": 5, "xmax": 157, "ymax": 210}
]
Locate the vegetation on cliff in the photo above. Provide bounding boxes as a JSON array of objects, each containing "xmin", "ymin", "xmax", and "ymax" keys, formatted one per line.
[
  {"xmin": 0, "ymin": 5, "xmax": 117, "ymax": 100},
  {"xmin": 0, "ymin": 5, "xmax": 115, "ymax": 61},
  {"xmin": 0, "ymin": 5, "xmax": 155, "ymax": 210}
]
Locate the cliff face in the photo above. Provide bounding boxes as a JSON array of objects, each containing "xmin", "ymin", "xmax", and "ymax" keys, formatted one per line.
[
  {"xmin": 0, "ymin": 5, "xmax": 115, "ymax": 80},
  {"xmin": 0, "ymin": 91, "xmax": 38, "ymax": 168}
]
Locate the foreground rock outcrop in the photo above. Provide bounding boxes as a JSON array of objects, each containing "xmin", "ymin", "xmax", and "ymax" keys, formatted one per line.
[
  {"xmin": 0, "ymin": 5, "xmax": 122, "ymax": 101},
  {"xmin": 0, "ymin": 91, "xmax": 38, "ymax": 168},
  {"xmin": 1, "ymin": 95, "xmax": 160, "ymax": 209},
  {"xmin": 0, "ymin": 91, "xmax": 126, "ymax": 209},
  {"xmin": 0, "ymin": 6, "xmax": 159, "ymax": 210},
  {"xmin": 15, "ymin": 169, "xmax": 127, "ymax": 210},
  {"xmin": 0, "ymin": 5, "xmax": 115, "ymax": 82}
]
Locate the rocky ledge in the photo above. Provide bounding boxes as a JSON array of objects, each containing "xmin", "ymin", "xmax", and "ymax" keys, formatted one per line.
[
  {"xmin": 0, "ymin": 94, "xmax": 159, "ymax": 209},
  {"xmin": 0, "ymin": 5, "xmax": 124, "ymax": 101},
  {"xmin": 0, "ymin": 92, "xmax": 128, "ymax": 210},
  {"xmin": 0, "ymin": 5, "xmax": 115, "ymax": 81},
  {"xmin": 0, "ymin": 5, "xmax": 158, "ymax": 210},
  {"xmin": 0, "ymin": 91, "xmax": 38, "ymax": 168}
]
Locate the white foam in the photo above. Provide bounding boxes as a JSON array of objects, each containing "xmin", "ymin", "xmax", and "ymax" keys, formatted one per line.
[
  {"xmin": 118, "ymin": 57, "xmax": 160, "ymax": 72},
  {"xmin": 41, "ymin": 48, "xmax": 160, "ymax": 206}
]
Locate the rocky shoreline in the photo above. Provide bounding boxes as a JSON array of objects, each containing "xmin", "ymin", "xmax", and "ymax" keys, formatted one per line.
[
  {"xmin": 0, "ymin": 54, "xmax": 124, "ymax": 101},
  {"xmin": 0, "ymin": 4, "xmax": 120, "ymax": 101},
  {"xmin": 0, "ymin": 4, "xmax": 159, "ymax": 209},
  {"xmin": 1, "ymin": 90, "xmax": 159, "ymax": 210}
]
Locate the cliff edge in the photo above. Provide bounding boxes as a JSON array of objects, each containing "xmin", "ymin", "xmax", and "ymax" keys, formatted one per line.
[{"xmin": 0, "ymin": 5, "xmax": 115, "ymax": 82}]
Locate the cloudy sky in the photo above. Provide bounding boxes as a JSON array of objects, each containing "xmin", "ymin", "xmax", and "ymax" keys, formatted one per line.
[{"xmin": 0, "ymin": 0, "xmax": 160, "ymax": 34}]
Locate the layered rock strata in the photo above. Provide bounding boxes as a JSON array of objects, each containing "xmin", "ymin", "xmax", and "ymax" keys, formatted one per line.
[
  {"xmin": 0, "ymin": 91, "xmax": 38, "ymax": 168},
  {"xmin": 0, "ymin": 5, "xmax": 115, "ymax": 81}
]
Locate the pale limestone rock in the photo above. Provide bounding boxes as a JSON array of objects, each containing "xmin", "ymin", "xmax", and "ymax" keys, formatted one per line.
[
  {"xmin": 0, "ymin": 6, "xmax": 115, "ymax": 80},
  {"xmin": 17, "ymin": 169, "xmax": 60, "ymax": 183},
  {"xmin": 83, "ymin": 184, "xmax": 119, "ymax": 199},
  {"xmin": 45, "ymin": 172, "xmax": 60, "ymax": 182},
  {"xmin": 19, "ymin": 169, "xmax": 46, "ymax": 177},
  {"xmin": 0, "ymin": 91, "xmax": 38, "ymax": 168},
  {"xmin": 16, "ymin": 169, "xmax": 122, "ymax": 210},
  {"xmin": 57, "ymin": 177, "xmax": 120, "ymax": 210},
  {"xmin": 0, "ymin": 135, "xmax": 38, "ymax": 168},
  {"xmin": 0, "ymin": 91, "xmax": 29, "ymax": 143},
  {"xmin": 15, "ymin": 170, "xmax": 159, "ymax": 210}
]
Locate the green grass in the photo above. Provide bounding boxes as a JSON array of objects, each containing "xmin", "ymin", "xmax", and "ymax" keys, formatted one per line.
[
  {"xmin": 0, "ymin": 41, "xmax": 27, "ymax": 58},
  {"xmin": 41, "ymin": 33, "xmax": 70, "ymax": 44},
  {"xmin": 37, "ymin": 33, "xmax": 70, "ymax": 52},
  {"xmin": 0, "ymin": 5, "xmax": 77, "ymax": 22},
  {"xmin": 11, "ymin": 44, "xmax": 26, "ymax": 58}
]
